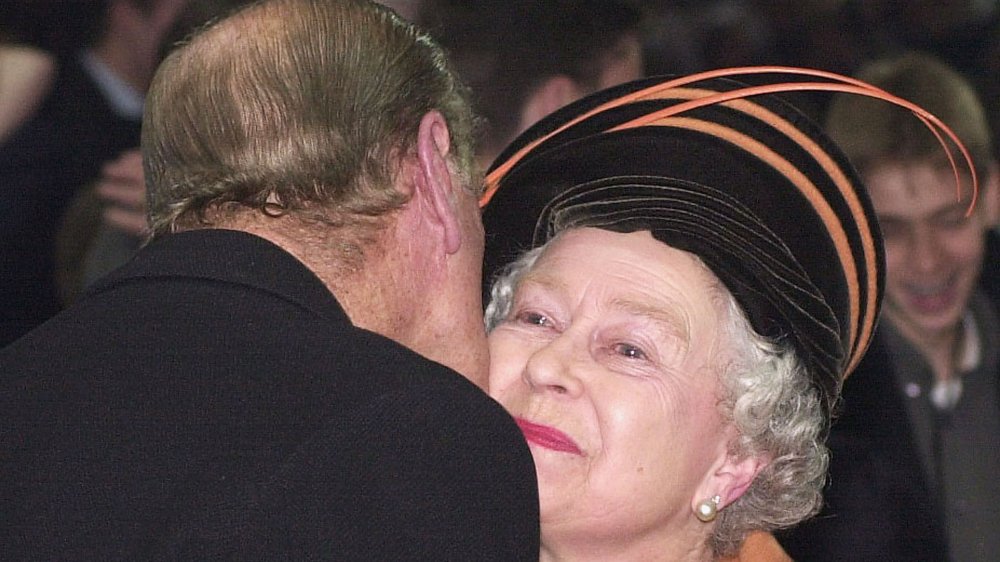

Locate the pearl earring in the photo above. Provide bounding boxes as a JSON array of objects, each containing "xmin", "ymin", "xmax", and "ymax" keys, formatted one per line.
[{"xmin": 695, "ymin": 495, "xmax": 721, "ymax": 522}]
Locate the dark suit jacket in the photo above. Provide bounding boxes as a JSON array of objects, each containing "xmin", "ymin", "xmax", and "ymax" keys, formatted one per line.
[
  {"xmin": 0, "ymin": 52, "xmax": 142, "ymax": 346},
  {"xmin": 777, "ymin": 335, "xmax": 949, "ymax": 561},
  {"xmin": 0, "ymin": 229, "xmax": 540, "ymax": 561}
]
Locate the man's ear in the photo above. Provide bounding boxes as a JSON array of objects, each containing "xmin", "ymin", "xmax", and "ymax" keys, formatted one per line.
[
  {"xmin": 518, "ymin": 74, "xmax": 584, "ymax": 135},
  {"xmin": 692, "ymin": 448, "xmax": 768, "ymax": 514},
  {"xmin": 415, "ymin": 110, "xmax": 463, "ymax": 254}
]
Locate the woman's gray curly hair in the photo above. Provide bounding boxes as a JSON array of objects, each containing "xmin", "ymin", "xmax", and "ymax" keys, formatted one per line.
[{"xmin": 484, "ymin": 238, "xmax": 829, "ymax": 559}]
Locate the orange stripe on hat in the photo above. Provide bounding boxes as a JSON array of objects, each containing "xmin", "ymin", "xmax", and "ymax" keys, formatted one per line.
[{"xmin": 482, "ymin": 67, "xmax": 978, "ymax": 215}]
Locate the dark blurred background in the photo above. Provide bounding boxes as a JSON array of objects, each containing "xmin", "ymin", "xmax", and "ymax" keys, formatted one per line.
[{"xmin": 4, "ymin": 0, "xmax": 999, "ymax": 127}]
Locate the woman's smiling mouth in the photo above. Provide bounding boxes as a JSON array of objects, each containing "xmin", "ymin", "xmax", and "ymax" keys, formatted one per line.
[{"xmin": 515, "ymin": 418, "xmax": 584, "ymax": 455}]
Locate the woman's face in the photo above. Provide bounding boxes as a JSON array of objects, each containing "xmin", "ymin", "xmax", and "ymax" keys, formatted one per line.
[{"xmin": 488, "ymin": 228, "xmax": 741, "ymax": 554}]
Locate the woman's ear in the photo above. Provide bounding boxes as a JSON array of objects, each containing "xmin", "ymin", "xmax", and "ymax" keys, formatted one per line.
[
  {"xmin": 715, "ymin": 454, "xmax": 767, "ymax": 509},
  {"xmin": 693, "ymin": 447, "xmax": 768, "ymax": 514}
]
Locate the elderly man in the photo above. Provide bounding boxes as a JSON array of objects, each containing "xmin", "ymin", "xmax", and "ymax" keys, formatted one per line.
[{"xmin": 0, "ymin": 0, "xmax": 538, "ymax": 560}]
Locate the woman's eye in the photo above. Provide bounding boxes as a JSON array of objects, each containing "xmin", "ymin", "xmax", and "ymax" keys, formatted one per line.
[
  {"xmin": 516, "ymin": 311, "xmax": 551, "ymax": 327},
  {"xmin": 612, "ymin": 342, "xmax": 648, "ymax": 360}
]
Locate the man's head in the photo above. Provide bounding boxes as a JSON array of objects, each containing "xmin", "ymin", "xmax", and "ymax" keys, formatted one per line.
[
  {"xmin": 419, "ymin": 0, "xmax": 643, "ymax": 167},
  {"xmin": 142, "ymin": 0, "xmax": 489, "ymax": 383},
  {"xmin": 144, "ymin": 0, "xmax": 476, "ymax": 244},
  {"xmin": 825, "ymin": 51, "xmax": 1000, "ymax": 346}
]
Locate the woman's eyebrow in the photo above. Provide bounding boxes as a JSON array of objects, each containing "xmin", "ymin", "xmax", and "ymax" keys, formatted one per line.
[
  {"xmin": 517, "ymin": 273, "xmax": 691, "ymax": 346},
  {"xmin": 609, "ymin": 296, "xmax": 691, "ymax": 345}
]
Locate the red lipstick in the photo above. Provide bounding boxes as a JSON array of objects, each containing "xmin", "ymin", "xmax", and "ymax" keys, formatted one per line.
[{"xmin": 515, "ymin": 417, "xmax": 583, "ymax": 455}]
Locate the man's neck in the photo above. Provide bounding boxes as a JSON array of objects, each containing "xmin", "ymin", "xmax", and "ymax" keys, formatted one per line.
[
  {"xmin": 926, "ymin": 330, "xmax": 961, "ymax": 384},
  {"xmin": 890, "ymin": 317, "xmax": 964, "ymax": 383},
  {"xmin": 235, "ymin": 220, "xmax": 489, "ymax": 388},
  {"xmin": 330, "ymin": 246, "xmax": 490, "ymax": 388}
]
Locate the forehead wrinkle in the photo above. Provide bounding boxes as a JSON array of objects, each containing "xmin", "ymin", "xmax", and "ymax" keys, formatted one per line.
[{"xmin": 517, "ymin": 270, "xmax": 568, "ymax": 298}]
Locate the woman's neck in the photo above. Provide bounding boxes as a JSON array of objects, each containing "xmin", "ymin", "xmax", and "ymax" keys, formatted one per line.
[{"xmin": 539, "ymin": 526, "xmax": 714, "ymax": 562}]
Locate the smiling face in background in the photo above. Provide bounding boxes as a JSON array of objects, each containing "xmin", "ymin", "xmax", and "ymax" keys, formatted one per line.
[
  {"xmin": 488, "ymin": 228, "xmax": 745, "ymax": 560},
  {"xmin": 866, "ymin": 161, "xmax": 992, "ymax": 346}
]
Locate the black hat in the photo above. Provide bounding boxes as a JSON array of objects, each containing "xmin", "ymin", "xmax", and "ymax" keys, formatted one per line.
[{"xmin": 481, "ymin": 67, "xmax": 976, "ymax": 416}]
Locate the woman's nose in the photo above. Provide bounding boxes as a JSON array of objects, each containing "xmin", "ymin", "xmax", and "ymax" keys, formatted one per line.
[{"xmin": 522, "ymin": 333, "xmax": 584, "ymax": 397}]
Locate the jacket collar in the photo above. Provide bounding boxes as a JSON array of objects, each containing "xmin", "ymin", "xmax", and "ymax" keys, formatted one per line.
[{"xmin": 90, "ymin": 228, "xmax": 350, "ymax": 324}]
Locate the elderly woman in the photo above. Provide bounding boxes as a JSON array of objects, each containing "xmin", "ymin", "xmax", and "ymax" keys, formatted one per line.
[{"xmin": 478, "ymin": 70, "xmax": 975, "ymax": 561}]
